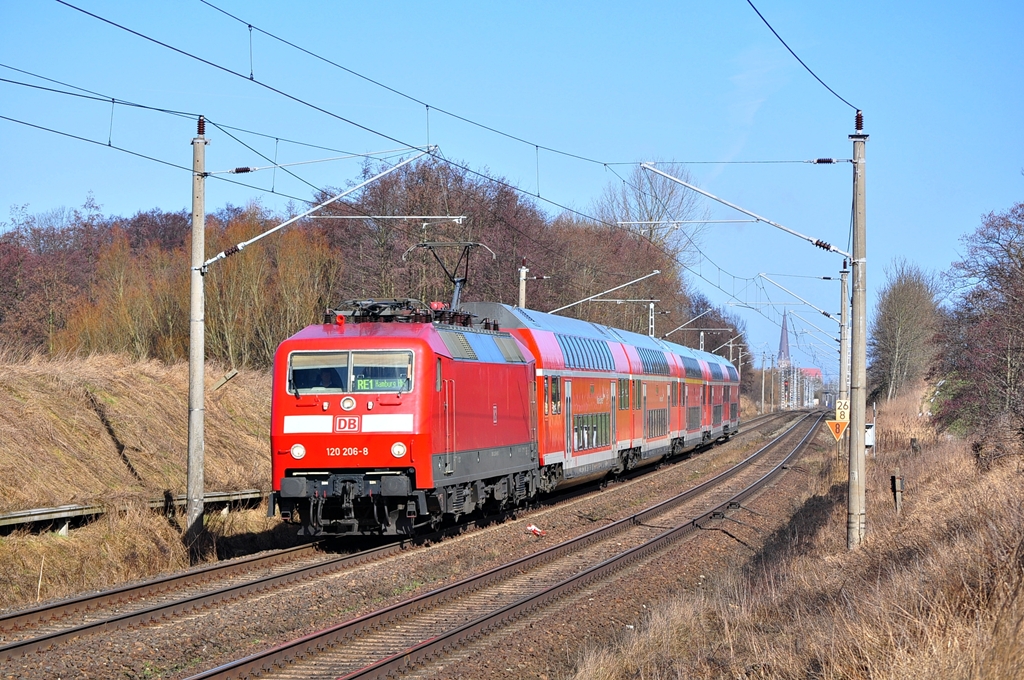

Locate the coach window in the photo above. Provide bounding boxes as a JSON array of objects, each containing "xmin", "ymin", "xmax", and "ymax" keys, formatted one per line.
[
  {"xmin": 544, "ymin": 377, "xmax": 550, "ymax": 415},
  {"xmin": 289, "ymin": 352, "xmax": 349, "ymax": 394},
  {"xmin": 618, "ymin": 378, "xmax": 629, "ymax": 410},
  {"xmin": 633, "ymin": 379, "xmax": 642, "ymax": 410},
  {"xmin": 351, "ymin": 351, "xmax": 414, "ymax": 393},
  {"xmin": 551, "ymin": 376, "xmax": 562, "ymax": 415}
]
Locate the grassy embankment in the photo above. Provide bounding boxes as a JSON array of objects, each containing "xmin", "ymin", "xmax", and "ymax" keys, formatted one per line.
[
  {"xmin": 0, "ymin": 352, "xmax": 299, "ymax": 611},
  {"xmin": 573, "ymin": 386, "xmax": 1024, "ymax": 679}
]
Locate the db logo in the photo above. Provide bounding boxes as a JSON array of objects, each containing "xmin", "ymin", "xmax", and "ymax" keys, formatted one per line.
[{"xmin": 334, "ymin": 416, "xmax": 360, "ymax": 432}]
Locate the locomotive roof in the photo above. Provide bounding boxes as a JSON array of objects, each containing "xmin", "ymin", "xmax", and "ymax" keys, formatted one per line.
[{"xmin": 460, "ymin": 302, "xmax": 734, "ymax": 370}]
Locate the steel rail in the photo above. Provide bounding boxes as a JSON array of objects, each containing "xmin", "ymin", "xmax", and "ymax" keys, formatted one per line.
[
  {"xmin": 357, "ymin": 412, "xmax": 826, "ymax": 680},
  {"xmin": 189, "ymin": 413, "xmax": 821, "ymax": 680},
  {"xmin": 0, "ymin": 542, "xmax": 325, "ymax": 635},
  {"xmin": 0, "ymin": 539, "xmax": 414, "ymax": 660}
]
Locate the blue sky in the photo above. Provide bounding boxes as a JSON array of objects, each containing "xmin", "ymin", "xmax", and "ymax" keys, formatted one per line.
[{"xmin": 2, "ymin": 1, "xmax": 1022, "ymax": 383}]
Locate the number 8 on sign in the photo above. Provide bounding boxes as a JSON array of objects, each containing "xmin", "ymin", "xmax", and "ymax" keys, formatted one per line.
[{"xmin": 826, "ymin": 419, "xmax": 849, "ymax": 442}]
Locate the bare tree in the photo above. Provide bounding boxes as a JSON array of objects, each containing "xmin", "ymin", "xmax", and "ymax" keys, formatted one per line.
[
  {"xmin": 868, "ymin": 259, "xmax": 939, "ymax": 401},
  {"xmin": 934, "ymin": 203, "xmax": 1024, "ymax": 433},
  {"xmin": 592, "ymin": 161, "xmax": 707, "ymax": 264}
]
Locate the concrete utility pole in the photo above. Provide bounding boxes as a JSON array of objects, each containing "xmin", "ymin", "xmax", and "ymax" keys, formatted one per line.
[
  {"xmin": 848, "ymin": 111, "xmax": 869, "ymax": 549},
  {"xmin": 186, "ymin": 116, "xmax": 207, "ymax": 551},
  {"xmin": 517, "ymin": 260, "xmax": 550, "ymax": 309},
  {"xmin": 518, "ymin": 261, "xmax": 528, "ymax": 308}
]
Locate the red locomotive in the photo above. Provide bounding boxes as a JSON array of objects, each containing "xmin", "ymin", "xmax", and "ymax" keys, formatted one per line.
[{"xmin": 269, "ymin": 299, "xmax": 740, "ymax": 536}]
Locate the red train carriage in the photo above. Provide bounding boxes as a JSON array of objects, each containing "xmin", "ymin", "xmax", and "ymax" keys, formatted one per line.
[
  {"xmin": 463, "ymin": 303, "xmax": 739, "ymax": 481},
  {"xmin": 270, "ymin": 299, "xmax": 741, "ymax": 536}
]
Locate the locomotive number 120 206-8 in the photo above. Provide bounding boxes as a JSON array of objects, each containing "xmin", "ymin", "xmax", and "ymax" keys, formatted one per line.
[{"xmin": 326, "ymin": 447, "xmax": 369, "ymax": 456}]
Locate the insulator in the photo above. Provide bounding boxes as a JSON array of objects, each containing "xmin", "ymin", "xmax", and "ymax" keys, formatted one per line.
[
  {"xmin": 855, "ymin": 110, "xmax": 863, "ymax": 131},
  {"xmin": 814, "ymin": 158, "xmax": 835, "ymax": 164},
  {"xmin": 233, "ymin": 167, "xmax": 253, "ymax": 174},
  {"xmin": 814, "ymin": 239, "xmax": 833, "ymax": 251},
  {"xmin": 197, "ymin": 116, "xmax": 205, "ymax": 136},
  {"xmin": 223, "ymin": 244, "xmax": 240, "ymax": 258}
]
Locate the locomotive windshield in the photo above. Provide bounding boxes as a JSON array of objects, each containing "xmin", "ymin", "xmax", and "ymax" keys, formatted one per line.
[{"xmin": 289, "ymin": 350, "xmax": 413, "ymax": 394}]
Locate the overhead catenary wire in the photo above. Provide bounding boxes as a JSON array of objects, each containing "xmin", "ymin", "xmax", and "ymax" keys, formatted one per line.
[
  {"xmin": 744, "ymin": 0, "xmax": 858, "ymax": 111},
  {"xmin": 0, "ymin": 64, "xmax": 418, "ymax": 168},
  {"xmin": 0, "ymin": 113, "xmax": 319, "ymax": 206},
  {"xmin": 55, "ymin": 0, "xmax": 424, "ymax": 154},
  {"xmin": 207, "ymin": 152, "xmax": 413, "ymax": 175},
  {"xmin": 601, "ymin": 162, "xmax": 783, "ymax": 326},
  {"xmin": 0, "ymin": 93, "xmax": 626, "ymax": 282},
  {"xmin": 196, "ymin": 0, "xmax": 838, "ymax": 170},
  {"xmin": 201, "ymin": 148, "xmax": 433, "ymax": 269}
]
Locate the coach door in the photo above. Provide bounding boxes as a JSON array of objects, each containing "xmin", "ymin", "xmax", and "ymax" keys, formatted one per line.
[
  {"xmin": 642, "ymin": 382, "xmax": 648, "ymax": 439},
  {"xmin": 609, "ymin": 380, "xmax": 617, "ymax": 455},
  {"xmin": 703, "ymin": 383, "xmax": 710, "ymax": 430},
  {"xmin": 442, "ymin": 378, "xmax": 455, "ymax": 475},
  {"xmin": 564, "ymin": 380, "xmax": 573, "ymax": 456}
]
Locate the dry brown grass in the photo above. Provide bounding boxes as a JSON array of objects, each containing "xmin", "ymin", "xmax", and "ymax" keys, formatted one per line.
[
  {"xmin": 0, "ymin": 352, "xmax": 270, "ymax": 513},
  {"xmin": 0, "ymin": 504, "xmax": 188, "ymax": 609},
  {"xmin": 740, "ymin": 395, "xmax": 758, "ymax": 420},
  {"xmin": 0, "ymin": 352, "xmax": 287, "ymax": 611},
  {"xmin": 0, "ymin": 502, "xmax": 306, "ymax": 610},
  {"xmin": 574, "ymin": 390, "xmax": 1024, "ymax": 679},
  {"xmin": 872, "ymin": 382, "xmax": 939, "ymax": 454}
]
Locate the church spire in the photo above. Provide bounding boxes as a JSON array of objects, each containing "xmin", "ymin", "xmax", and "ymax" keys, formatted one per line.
[{"xmin": 778, "ymin": 312, "xmax": 791, "ymax": 369}]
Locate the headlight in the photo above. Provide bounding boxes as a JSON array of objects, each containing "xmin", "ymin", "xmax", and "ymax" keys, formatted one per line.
[
  {"xmin": 391, "ymin": 442, "xmax": 407, "ymax": 458},
  {"xmin": 341, "ymin": 396, "xmax": 356, "ymax": 411},
  {"xmin": 290, "ymin": 443, "xmax": 306, "ymax": 460}
]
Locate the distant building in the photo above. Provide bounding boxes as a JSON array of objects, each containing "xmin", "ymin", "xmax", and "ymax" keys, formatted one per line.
[{"xmin": 801, "ymin": 367, "xmax": 822, "ymax": 382}]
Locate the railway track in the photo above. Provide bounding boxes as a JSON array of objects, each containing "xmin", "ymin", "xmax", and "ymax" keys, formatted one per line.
[
  {"xmin": 190, "ymin": 412, "xmax": 823, "ymax": 679},
  {"xmin": 0, "ymin": 410, "xmax": 798, "ymax": 670},
  {"xmin": 0, "ymin": 541, "xmax": 390, "ymax": 659}
]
